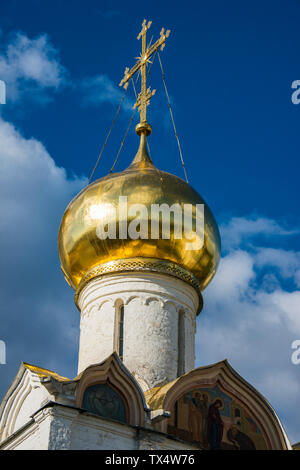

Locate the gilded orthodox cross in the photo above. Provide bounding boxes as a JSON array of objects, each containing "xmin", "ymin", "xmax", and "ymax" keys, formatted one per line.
[{"xmin": 119, "ymin": 19, "xmax": 170, "ymax": 135}]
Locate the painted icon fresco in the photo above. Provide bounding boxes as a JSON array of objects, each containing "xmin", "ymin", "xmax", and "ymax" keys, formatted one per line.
[
  {"xmin": 167, "ymin": 385, "xmax": 267, "ymax": 450},
  {"xmin": 82, "ymin": 383, "xmax": 127, "ymax": 423}
]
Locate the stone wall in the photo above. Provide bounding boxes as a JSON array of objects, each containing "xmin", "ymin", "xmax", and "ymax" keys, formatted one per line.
[{"xmin": 0, "ymin": 405, "xmax": 198, "ymax": 450}]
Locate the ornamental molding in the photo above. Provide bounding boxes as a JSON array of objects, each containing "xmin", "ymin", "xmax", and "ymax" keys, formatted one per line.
[{"xmin": 75, "ymin": 257, "xmax": 203, "ymax": 314}]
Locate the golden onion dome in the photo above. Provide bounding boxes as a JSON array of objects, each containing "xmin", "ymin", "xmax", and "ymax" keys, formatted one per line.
[{"xmin": 58, "ymin": 132, "xmax": 221, "ymax": 310}]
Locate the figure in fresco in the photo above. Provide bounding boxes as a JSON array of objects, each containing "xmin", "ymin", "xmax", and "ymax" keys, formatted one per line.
[
  {"xmin": 227, "ymin": 426, "xmax": 256, "ymax": 450},
  {"xmin": 188, "ymin": 392, "xmax": 204, "ymax": 443},
  {"xmin": 171, "ymin": 388, "xmax": 266, "ymax": 449},
  {"xmin": 201, "ymin": 393, "xmax": 209, "ymax": 444},
  {"xmin": 188, "ymin": 392, "xmax": 209, "ymax": 445},
  {"xmin": 206, "ymin": 399, "xmax": 224, "ymax": 450}
]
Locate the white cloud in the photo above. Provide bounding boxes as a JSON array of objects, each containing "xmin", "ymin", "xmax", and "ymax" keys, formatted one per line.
[
  {"xmin": 0, "ymin": 32, "xmax": 66, "ymax": 103},
  {"xmin": 207, "ymin": 250, "xmax": 255, "ymax": 301},
  {"xmin": 0, "ymin": 30, "xmax": 132, "ymax": 111},
  {"xmin": 254, "ymin": 247, "xmax": 300, "ymax": 284},
  {"xmin": 294, "ymin": 270, "xmax": 300, "ymax": 288},
  {"xmin": 221, "ymin": 216, "xmax": 297, "ymax": 251},
  {"xmin": 80, "ymin": 74, "xmax": 133, "ymax": 111},
  {"xmin": 257, "ymin": 370, "xmax": 299, "ymax": 404},
  {"xmin": 0, "ymin": 115, "xmax": 87, "ymax": 393}
]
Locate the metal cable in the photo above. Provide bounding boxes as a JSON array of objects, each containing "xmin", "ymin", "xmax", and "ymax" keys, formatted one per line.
[
  {"xmin": 88, "ymin": 87, "xmax": 128, "ymax": 184},
  {"xmin": 131, "ymin": 76, "xmax": 138, "ymax": 100},
  {"xmin": 110, "ymin": 107, "xmax": 137, "ymax": 173},
  {"xmin": 157, "ymin": 52, "xmax": 188, "ymax": 183}
]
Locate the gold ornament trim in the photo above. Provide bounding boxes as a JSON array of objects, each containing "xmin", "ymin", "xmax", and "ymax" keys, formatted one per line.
[{"xmin": 75, "ymin": 257, "xmax": 203, "ymax": 314}]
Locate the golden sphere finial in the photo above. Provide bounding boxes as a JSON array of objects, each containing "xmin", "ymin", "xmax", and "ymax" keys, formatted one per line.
[{"xmin": 135, "ymin": 122, "xmax": 152, "ymax": 136}]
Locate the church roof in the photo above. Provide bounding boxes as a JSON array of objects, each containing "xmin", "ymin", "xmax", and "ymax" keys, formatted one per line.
[
  {"xmin": 145, "ymin": 359, "xmax": 229, "ymax": 410},
  {"xmin": 22, "ymin": 362, "xmax": 71, "ymax": 382},
  {"xmin": 0, "ymin": 356, "xmax": 292, "ymax": 450}
]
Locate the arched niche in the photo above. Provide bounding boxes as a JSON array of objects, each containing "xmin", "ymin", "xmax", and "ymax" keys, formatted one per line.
[{"xmin": 76, "ymin": 353, "xmax": 147, "ymax": 426}]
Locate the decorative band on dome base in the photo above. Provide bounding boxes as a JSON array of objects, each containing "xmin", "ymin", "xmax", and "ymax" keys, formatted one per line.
[{"xmin": 75, "ymin": 257, "xmax": 203, "ymax": 314}]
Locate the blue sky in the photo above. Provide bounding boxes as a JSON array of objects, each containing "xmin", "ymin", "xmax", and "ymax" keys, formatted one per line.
[{"xmin": 0, "ymin": 0, "xmax": 299, "ymax": 444}]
